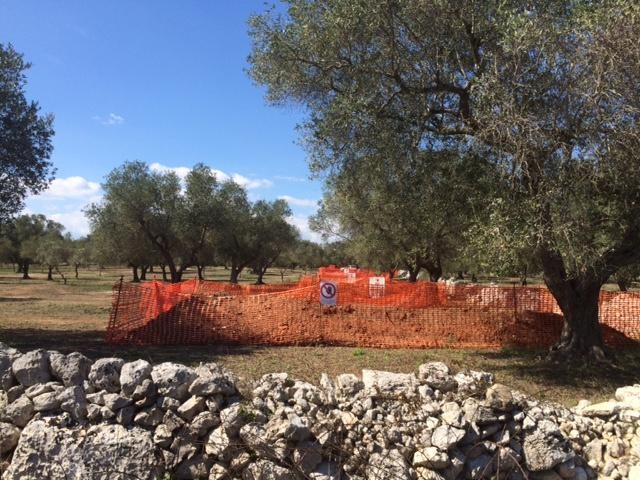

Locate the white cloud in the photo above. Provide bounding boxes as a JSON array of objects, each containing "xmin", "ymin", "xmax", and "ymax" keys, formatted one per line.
[
  {"xmin": 278, "ymin": 195, "xmax": 318, "ymax": 208},
  {"xmin": 37, "ymin": 176, "xmax": 102, "ymax": 200},
  {"xmin": 274, "ymin": 175, "xmax": 307, "ymax": 183},
  {"xmin": 232, "ymin": 174, "xmax": 273, "ymax": 189},
  {"xmin": 287, "ymin": 215, "xmax": 322, "ymax": 243},
  {"xmin": 149, "ymin": 163, "xmax": 273, "ymax": 190},
  {"xmin": 48, "ymin": 210, "xmax": 90, "ymax": 237},
  {"xmin": 93, "ymin": 113, "xmax": 125, "ymax": 126}
]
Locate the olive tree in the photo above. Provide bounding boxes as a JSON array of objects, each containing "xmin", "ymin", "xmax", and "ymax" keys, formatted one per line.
[
  {"xmin": 249, "ymin": 0, "xmax": 640, "ymax": 359},
  {"xmin": 0, "ymin": 44, "xmax": 55, "ymax": 221}
]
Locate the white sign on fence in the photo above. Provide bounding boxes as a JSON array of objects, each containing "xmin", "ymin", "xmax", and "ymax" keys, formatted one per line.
[
  {"xmin": 346, "ymin": 272, "xmax": 357, "ymax": 283},
  {"xmin": 320, "ymin": 281, "xmax": 337, "ymax": 306},
  {"xmin": 369, "ymin": 276, "xmax": 386, "ymax": 298}
]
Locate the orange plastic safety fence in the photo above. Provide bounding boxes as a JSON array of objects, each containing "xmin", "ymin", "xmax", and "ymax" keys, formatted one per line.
[{"xmin": 106, "ymin": 273, "xmax": 640, "ymax": 348}]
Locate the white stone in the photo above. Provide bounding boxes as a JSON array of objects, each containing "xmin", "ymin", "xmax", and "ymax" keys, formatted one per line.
[
  {"xmin": 2, "ymin": 420, "xmax": 161, "ymax": 479},
  {"xmin": 12, "ymin": 350, "xmax": 50, "ymax": 387},
  {"xmin": 361, "ymin": 369, "xmax": 417, "ymax": 396}
]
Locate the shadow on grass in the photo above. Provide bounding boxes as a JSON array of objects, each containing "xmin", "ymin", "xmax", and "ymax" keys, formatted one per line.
[
  {"xmin": 0, "ymin": 328, "xmax": 260, "ymax": 365},
  {"xmin": 0, "ymin": 297, "xmax": 40, "ymax": 302},
  {"xmin": 480, "ymin": 346, "xmax": 640, "ymax": 397}
]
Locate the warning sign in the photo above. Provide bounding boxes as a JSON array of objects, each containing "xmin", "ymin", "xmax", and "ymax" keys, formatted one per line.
[
  {"xmin": 369, "ymin": 276, "xmax": 386, "ymax": 298},
  {"xmin": 320, "ymin": 281, "xmax": 337, "ymax": 306}
]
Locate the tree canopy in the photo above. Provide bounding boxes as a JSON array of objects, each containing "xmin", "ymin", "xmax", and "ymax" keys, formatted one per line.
[
  {"xmin": 0, "ymin": 43, "xmax": 55, "ymax": 222},
  {"xmin": 0, "ymin": 214, "xmax": 64, "ymax": 279},
  {"xmin": 249, "ymin": 0, "xmax": 640, "ymax": 358},
  {"xmin": 89, "ymin": 161, "xmax": 300, "ymax": 283}
]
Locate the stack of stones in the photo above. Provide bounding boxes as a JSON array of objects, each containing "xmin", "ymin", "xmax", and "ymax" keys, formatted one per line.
[{"xmin": 0, "ymin": 342, "xmax": 638, "ymax": 479}]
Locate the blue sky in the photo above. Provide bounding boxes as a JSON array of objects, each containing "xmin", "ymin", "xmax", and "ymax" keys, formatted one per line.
[{"xmin": 0, "ymin": 1, "xmax": 323, "ymax": 240}]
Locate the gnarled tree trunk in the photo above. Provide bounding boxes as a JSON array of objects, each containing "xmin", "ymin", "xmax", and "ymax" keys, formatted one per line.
[{"xmin": 541, "ymin": 248, "xmax": 606, "ymax": 360}]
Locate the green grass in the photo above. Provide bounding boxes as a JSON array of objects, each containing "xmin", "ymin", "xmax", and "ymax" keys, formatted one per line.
[{"xmin": 0, "ymin": 264, "xmax": 638, "ymax": 406}]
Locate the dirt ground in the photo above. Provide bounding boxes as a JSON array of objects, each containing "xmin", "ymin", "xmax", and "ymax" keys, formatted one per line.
[{"xmin": 0, "ymin": 265, "xmax": 639, "ymax": 406}]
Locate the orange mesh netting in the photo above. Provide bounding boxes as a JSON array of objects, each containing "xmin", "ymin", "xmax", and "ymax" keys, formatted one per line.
[{"xmin": 106, "ymin": 269, "xmax": 640, "ymax": 348}]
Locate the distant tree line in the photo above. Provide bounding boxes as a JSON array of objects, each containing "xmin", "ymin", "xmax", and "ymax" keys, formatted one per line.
[{"xmin": 0, "ymin": 161, "xmax": 358, "ymax": 284}]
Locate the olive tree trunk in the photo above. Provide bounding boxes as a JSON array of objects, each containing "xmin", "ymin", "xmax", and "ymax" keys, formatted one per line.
[{"xmin": 541, "ymin": 248, "xmax": 606, "ymax": 360}]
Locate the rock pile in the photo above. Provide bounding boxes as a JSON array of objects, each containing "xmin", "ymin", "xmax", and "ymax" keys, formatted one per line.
[{"xmin": 0, "ymin": 342, "xmax": 638, "ymax": 479}]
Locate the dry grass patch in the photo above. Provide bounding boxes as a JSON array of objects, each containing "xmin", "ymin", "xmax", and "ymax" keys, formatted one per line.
[{"xmin": 0, "ymin": 265, "xmax": 638, "ymax": 407}]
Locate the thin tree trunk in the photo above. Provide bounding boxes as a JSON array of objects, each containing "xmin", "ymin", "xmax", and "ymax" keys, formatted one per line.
[
  {"xmin": 255, "ymin": 267, "xmax": 267, "ymax": 285},
  {"xmin": 74, "ymin": 263, "xmax": 79, "ymax": 279},
  {"xmin": 229, "ymin": 263, "xmax": 243, "ymax": 284},
  {"xmin": 617, "ymin": 280, "xmax": 629, "ymax": 292},
  {"xmin": 408, "ymin": 267, "xmax": 419, "ymax": 282},
  {"xmin": 56, "ymin": 267, "xmax": 67, "ymax": 285},
  {"xmin": 47, "ymin": 266, "xmax": 53, "ymax": 281},
  {"xmin": 160, "ymin": 264, "xmax": 168, "ymax": 281},
  {"xmin": 197, "ymin": 265, "xmax": 205, "ymax": 281},
  {"xmin": 140, "ymin": 265, "xmax": 148, "ymax": 281},
  {"xmin": 22, "ymin": 262, "xmax": 30, "ymax": 280},
  {"xmin": 131, "ymin": 265, "xmax": 140, "ymax": 283}
]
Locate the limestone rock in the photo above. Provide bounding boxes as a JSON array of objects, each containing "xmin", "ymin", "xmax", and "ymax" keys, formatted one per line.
[
  {"xmin": 0, "ymin": 352, "xmax": 16, "ymax": 390},
  {"xmin": 12, "ymin": 349, "xmax": 50, "ymax": 387},
  {"xmin": 367, "ymin": 449, "xmax": 411, "ymax": 480},
  {"xmin": 413, "ymin": 446, "xmax": 449, "ymax": 469},
  {"xmin": 189, "ymin": 363, "xmax": 237, "ymax": 396},
  {"xmin": 416, "ymin": 467, "xmax": 446, "ymax": 480},
  {"xmin": 523, "ymin": 429, "xmax": 574, "ymax": 471},
  {"xmin": 2, "ymin": 394, "xmax": 34, "ymax": 427},
  {"xmin": 242, "ymin": 459, "xmax": 298, "ymax": 480},
  {"xmin": 174, "ymin": 453, "xmax": 211, "ymax": 479},
  {"xmin": 88, "ymin": 357, "xmax": 124, "ymax": 393},
  {"xmin": 103, "ymin": 393, "xmax": 132, "ymax": 411},
  {"xmin": 134, "ymin": 406, "xmax": 165, "ymax": 429},
  {"xmin": 485, "ymin": 383, "xmax": 515, "ymax": 411},
  {"xmin": 440, "ymin": 401, "xmax": 465, "ymax": 428},
  {"xmin": 335, "ymin": 373, "xmax": 364, "ymax": 396},
  {"xmin": 120, "ymin": 359, "xmax": 152, "ymax": 396},
  {"xmin": 2, "ymin": 420, "xmax": 162, "ymax": 479},
  {"xmin": 190, "ymin": 410, "xmax": 219, "ymax": 437},
  {"xmin": 49, "ymin": 351, "xmax": 92, "ymax": 387},
  {"xmin": 0, "ymin": 421, "xmax": 20, "ymax": 454},
  {"xmin": 220, "ymin": 402, "xmax": 252, "ymax": 437},
  {"xmin": 431, "ymin": 425, "xmax": 465, "ymax": 450},
  {"xmin": 177, "ymin": 395, "xmax": 205, "ymax": 421},
  {"xmin": 206, "ymin": 426, "xmax": 233, "ymax": 459},
  {"xmin": 418, "ymin": 362, "xmax": 457, "ymax": 392},
  {"xmin": 580, "ymin": 401, "xmax": 625, "ymax": 417},
  {"xmin": 32, "ymin": 391, "xmax": 60, "ymax": 412},
  {"xmin": 57, "ymin": 385, "xmax": 88, "ymax": 421},
  {"xmin": 362, "ymin": 369, "xmax": 418, "ymax": 397},
  {"xmin": 151, "ymin": 362, "xmax": 197, "ymax": 401}
]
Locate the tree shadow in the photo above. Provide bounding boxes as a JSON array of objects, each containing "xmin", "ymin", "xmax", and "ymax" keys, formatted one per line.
[
  {"xmin": 0, "ymin": 297, "xmax": 40, "ymax": 302},
  {"xmin": 0, "ymin": 328, "xmax": 261, "ymax": 365},
  {"xmin": 481, "ymin": 345, "xmax": 640, "ymax": 395}
]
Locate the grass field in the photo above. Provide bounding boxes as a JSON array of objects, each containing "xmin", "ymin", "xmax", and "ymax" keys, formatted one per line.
[{"xmin": 0, "ymin": 264, "xmax": 638, "ymax": 406}]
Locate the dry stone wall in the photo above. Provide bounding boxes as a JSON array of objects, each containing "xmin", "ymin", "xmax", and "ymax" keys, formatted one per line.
[{"xmin": 0, "ymin": 342, "xmax": 639, "ymax": 480}]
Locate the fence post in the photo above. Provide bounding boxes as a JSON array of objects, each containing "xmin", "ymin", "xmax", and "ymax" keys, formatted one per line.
[{"xmin": 512, "ymin": 282, "xmax": 518, "ymax": 322}]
